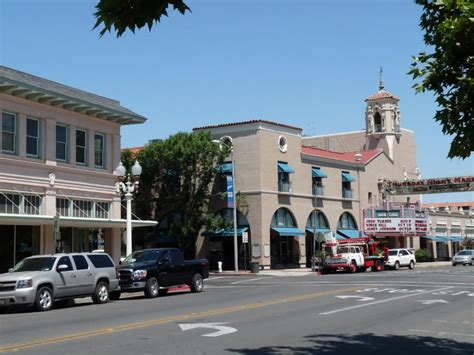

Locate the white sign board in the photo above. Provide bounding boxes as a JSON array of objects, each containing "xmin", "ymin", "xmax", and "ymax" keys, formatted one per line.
[
  {"xmin": 364, "ymin": 217, "xmax": 428, "ymax": 234},
  {"xmin": 242, "ymin": 231, "xmax": 248, "ymax": 243}
]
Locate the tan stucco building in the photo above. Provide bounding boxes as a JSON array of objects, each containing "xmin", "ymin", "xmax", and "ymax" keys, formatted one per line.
[{"xmin": 0, "ymin": 66, "xmax": 154, "ymax": 272}]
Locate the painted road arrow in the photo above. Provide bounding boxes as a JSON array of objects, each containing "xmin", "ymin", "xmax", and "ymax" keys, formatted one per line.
[
  {"xmin": 417, "ymin": 299, "xmax": 450, "ymax": 305},
  {"xmin": 179, "ymin": 322, "xmax": 237, "ymax": 337},
  {"xmin": 335, "ymin": 295, "xmax": 375, "ymax": 302}
]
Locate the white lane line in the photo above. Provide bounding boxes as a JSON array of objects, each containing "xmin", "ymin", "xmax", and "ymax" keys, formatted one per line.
[
  {"xmin": 319, "ymin": 286, "xmax": 453, "ymax": 315},
  {"xmin": 409, "ymin": 329, "xmax": 474, "ymax": 338},
  {"xmin": 230, "ymin": 277, "xmax": 277, "ymax": 285},
  {"xmin": 207, "ymin": 277, "xmax": 226, "ymax": 281}
]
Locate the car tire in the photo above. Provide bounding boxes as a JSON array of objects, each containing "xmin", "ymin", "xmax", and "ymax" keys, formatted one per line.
[
  {"xmin": 190, "ymin": 274, "xmax": 204, "ymax": 293},
  {"xmin": 409, "ymin": 260, "xmax": 415, "ymax": 270},
  {"xmin": 92, "ymin": 281, "xmax": 109, "ymax": 304},
  {"xmin": 109, "ymin": 291, "xmax": 121, "ymax": 300},
  {"xmin": 372, "ymin": 260, "xmax": 383, "ymax": 272},
  {"xmin": 35, "ymin": 286, "xmax": 54, "ymax": 312},
  {"xmin": 158, "ymin": 288, "xmax": 169, "ymax": 296},
  {"xmin": 452, "ymin": 263, "xmax": 456, "ymax": 266},
  {"xmin": 144, "ymin": 277, "xmax": 159, "ymax": 298},
  {"xmin": 348, "ymin": 261, "xmax": 357, "ymax": 274},
  {"xmin": 394, "ymin": 261, "xmax": 400, "ymax": 271}
]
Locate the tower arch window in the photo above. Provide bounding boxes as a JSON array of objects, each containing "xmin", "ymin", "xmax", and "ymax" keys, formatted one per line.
[{"xmin": 374, "ymin": 112, "xmax": 382, "ymax": 132}]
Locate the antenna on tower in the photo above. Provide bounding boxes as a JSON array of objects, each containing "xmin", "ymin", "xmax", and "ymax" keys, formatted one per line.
[{"xmin": 379, "ymin": 67, "xmax": 384, "ymax": 90}]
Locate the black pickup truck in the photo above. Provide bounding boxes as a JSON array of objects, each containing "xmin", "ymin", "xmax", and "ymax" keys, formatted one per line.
[{"xmin": 113, "ymin": 248, "xmax": 209, "ymax": 299}]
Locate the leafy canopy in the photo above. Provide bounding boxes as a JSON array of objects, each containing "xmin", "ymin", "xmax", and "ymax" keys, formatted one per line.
[
  {"xmin": 409, "ymin": 0, "xmax": 473, "ymax": 159},
  {"xmin": 94, "ymin": 0, "xmax": 191, "ymax": 37}
]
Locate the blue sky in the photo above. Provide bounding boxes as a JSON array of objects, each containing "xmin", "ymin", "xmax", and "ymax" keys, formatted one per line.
[{"xmin": 1, "ymin": 0, "xmax": 472, "ymax": 203}]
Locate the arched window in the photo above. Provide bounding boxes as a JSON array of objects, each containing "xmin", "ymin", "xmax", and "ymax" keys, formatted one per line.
[
  {"xmin": 306, "ymin": 210, "xmax": 330, "ymax": 229},
  {"xmin": 374, "ymin": 112, "xmax": 382, "ymax": 132},
  {"xmin": 338, "ymin": 212, "xmax": 357, "ymax": 229},
  {"xmin": 271, "ymin": 208, "xmax": 297, "ymax": 227}
]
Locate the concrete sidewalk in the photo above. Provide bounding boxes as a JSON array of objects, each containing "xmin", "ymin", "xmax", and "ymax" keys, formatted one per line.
[{"xmin": 210, "ymin": 261, "xmax": 453, "ymax": 277}]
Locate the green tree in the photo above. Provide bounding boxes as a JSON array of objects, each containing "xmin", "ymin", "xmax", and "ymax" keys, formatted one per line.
[
  {"xmin": 94, "ymin": 0, "xmax": 191, "ymax": 37},
  {"xmin": 409, "ymin": 0, "xmax": 473, "ymax": 159},
  {"xmin": 123, "ymin": 131, "xmax": 229, "ymax": 255}
]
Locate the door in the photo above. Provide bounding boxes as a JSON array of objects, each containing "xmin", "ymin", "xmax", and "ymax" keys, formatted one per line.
[
  {"xmin": 72, "ymin": 255, "xmax": 94, "ymax": 295},
  {"xmin": 399, "ymin": 249, "xmax": 410, "ymax": 266},
  {"xmin": 169, "ymin": 249, "xmax": 187, "ymax": 284},
  {"xmin": 54, "ymin": 256, "xmax": 77, "ymax": 297},
  {"xmin": 157, "ymin": 251, "xmax": 172, "ymax": 286}
]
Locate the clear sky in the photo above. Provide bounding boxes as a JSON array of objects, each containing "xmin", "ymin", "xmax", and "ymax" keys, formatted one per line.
[{"xmin": 1, "ymin": 0, "xmax": 472, "ymax": 203}]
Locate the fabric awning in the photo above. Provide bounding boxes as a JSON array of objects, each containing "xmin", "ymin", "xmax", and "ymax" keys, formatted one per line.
[
  {"xmin": 278, "ymin": 163, "xmax": 295, "ymax": 174},
  {"xmin": 312, "ymin": 168, "xmax": 327, "ymax": 178},
  {"xmin": 341, "ymin": 172, "xmax": 356, "ymax": 182},
  {"xmin": 421, "ymin": 235, "xmax": 436, "ymax": 240},
  {"xmin": 207, "ymin": 227, "xmax": 249, "ymax": 237},
  {"xmin": 305, "ymin": 227, "xmax": 331, "ymax": 234},
  {"xmin": 337, "ymin": 229, "xmax": 360, "ymax": 239},
  {"xmin": 217, "ymin": 163, "xmax": 232, "ymax": 174},
  {"xmin": 449, "ymin": 236, "xmax": 463, "ymax": 242},
  {"xmin": 435, "ymin": 236, "xmax": 449, "ymax": 243},
  {"xmin": 271, "ymin": 227, "xmax": 305, "ymax": 237}
]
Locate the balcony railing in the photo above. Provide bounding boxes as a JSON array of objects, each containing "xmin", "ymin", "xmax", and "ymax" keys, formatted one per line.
[
  {"xmin": 312, "ymin": 185, "xmax": 325, "ymax": 196},
  {"xmin": 342, "ymin": 188, "xmax": 353, "ymax": 199},
  {"xmin": 279, "ymin": 181, "xmax": 292, "ymax": 193}
]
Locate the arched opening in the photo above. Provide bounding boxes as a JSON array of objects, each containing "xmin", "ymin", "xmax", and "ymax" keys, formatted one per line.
[
  {"xmin": 205, "ymin": 208, "xmax": 250, "ymax": 271},
  {"xmin": 374, "ymin": 112, "xmax": 382, "ymax": 132},
  {"xmin": 305, "ymin": 210, "xmax": 330, "ymax": 267},
  {"xmin": 337, "ymin": 212, "xmax": 360, "ymax": 239},
  {"xmin": 270, "ymin": 208, "xmax": 304, "ymax": 269}
]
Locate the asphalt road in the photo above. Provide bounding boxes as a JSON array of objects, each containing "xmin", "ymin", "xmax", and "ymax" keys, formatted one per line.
[{"xmin": 0, "ymin": 266, "xmax": 473, "ymax": 355}]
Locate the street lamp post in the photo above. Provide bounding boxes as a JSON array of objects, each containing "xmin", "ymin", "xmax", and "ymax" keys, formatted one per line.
[
  {"xmin": 214, "ymin": 137, "xmax": 239, "ymax": 273},
  {"xmin": 312, "ymin": 194, "xmax": 317, "ymax": 272},
  {"xmin": 115, "ymin": 160, "xmax": 142, "ymax": 257}
]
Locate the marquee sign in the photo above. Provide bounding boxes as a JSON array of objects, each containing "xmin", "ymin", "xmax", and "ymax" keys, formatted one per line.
[
  {"xmin": 363, "ymin": 207, "xmax": 429, "ymax": 236},
  {"xmin": 384, "ymin": 176, "xmax": 474, "ymax": 195}
]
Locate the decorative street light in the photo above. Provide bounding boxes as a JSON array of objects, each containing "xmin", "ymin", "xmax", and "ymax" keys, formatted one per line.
[
  {"xmin": 116, "ymin": 160, "xmax": 142, "ymax": 257},
  {"xmin": 213, "ymin": 137, "xmax": 239, "ymax": 273}
]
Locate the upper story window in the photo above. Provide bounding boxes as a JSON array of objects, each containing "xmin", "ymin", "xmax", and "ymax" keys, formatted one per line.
[
  {"xmin": 56, "ymin": 198, "xmax": 110, "ymax": 219},
  {"xmin": 94, "ymin": 133, "xmax": 105, "ymax": 168},
  {"xmin": 338, "ymin": 212, "xmax": 357, "ymax": 230},
  {"xmin": 26, "ymin": 118, "xmax": 40, "ymax": 158},
  {"xmin": 271, "ymin": 208, "xmax": 296, "ymax": 227},
  {"xmin": 2, "ymin": 112, "xmax": 17, "ymax": 154},
  {"xmin": 278, "ymin": 162, "xmax": 294, "ymax": 193},
  {"xmin": 341, "ymin": 171, "xmax": 356, "ymax": 199},
  {"xmin": 75, "ymin": 129, "xmax": 87, "ymax": 165},
  {"xmin": 374, "ymin": 112, "xmax": 382, "ymax": 132},
  {"xmin": 56, "ymin": 124, "xmax": 68, "ymax": 162},
  {"xmin": 312, "ymin": 167, "xmax": 327, "ymax": 195},
  {"xmin": 0, "ymin": 192, "xmax": 42, "ymax": 215}
]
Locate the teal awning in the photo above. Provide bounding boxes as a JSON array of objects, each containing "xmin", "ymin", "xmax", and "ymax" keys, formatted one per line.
[
  {"xmin": 312, "ymin": 168, "xmax": 327, "ymax": 178},
  {"xmin": 337, "ymin": 229, "xmax": 360, "ymax": 239},
  {"xmin": 217, "ymin": 163, "xmax": 232, "ymax": 174},
  {"xmin": 208, "ymin": 227, "xmax": 248, "ymax": 237},
  {"xmin": 271, "ymin": 227, "xmax": 305, "ymax": 237},
  {"xmin": 306, "ymin": 227, "xmax": 331, "ymax": 234},
  {"xmin": 421, "ymin": 235, "xmax": 436, "ymax": 240},
  {"xmin": 450, "ymin": 236, "xmax": 463, "ymax": 242},
  {"xmin": 435, "ymin": 236, "xmax": 449, "ymax": 243},
  {"xmin": 341, "ymin": 172, "xmax": 356, "ymax": 182},
  {"xmin": 278, "ymin": 163, "xmax": 295, "ymax": 174}
]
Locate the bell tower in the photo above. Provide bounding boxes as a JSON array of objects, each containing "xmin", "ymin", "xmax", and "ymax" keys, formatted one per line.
[{"xmin": 364, "ymin": 68, "xmax": 401, "ymax": 160}]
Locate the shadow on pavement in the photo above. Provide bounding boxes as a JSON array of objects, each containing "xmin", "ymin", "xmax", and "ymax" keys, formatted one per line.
[{"xmin": 227, "ymin": 333, "xmax": 473, "ymax": 355}]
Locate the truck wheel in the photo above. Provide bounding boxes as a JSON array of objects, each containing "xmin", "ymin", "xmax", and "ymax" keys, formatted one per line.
[
  {"xmin": 144, "ymin": 277, "xmax": 159, "ymax": 298},
  {"xmin": 190, "ymin": 274, "xmax": 204, "ymax": 293},
  {"xmin": 35, "ymin": 286, "xmax": 54, "ymax": 312},
  {"xmin": 372, "ymin": 260, "xmax": 382, "ymax": 272},
  {"xmin": 394, "ymin": 261, "xmax": 400, "ymax": 271},
  {"xmin": 109, "ymin": 291, "xmax": 121, "ymax": 300},
  {"xmin": 348, "ymin": 261, "xmax": 357, "ymax": 273},
  {"xmin": 92, "ymin": 281, "xmax": 109, "ymax": 304},
  {"xmin": 158, "ymin": 288, "xmax": 168, "ymax": 296},
  {"xmin": 409, "ymin": 260, "xmax": 415, "ymax": 270}
]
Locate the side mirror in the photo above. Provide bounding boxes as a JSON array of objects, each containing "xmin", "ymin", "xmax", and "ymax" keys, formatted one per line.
[
  {"xmin": 158, "ymin": 258, "xmax": 170, "ymax": 265},
  {"xmin": 57, "ymin": 264, "xmax": 69, "ymax": 272}
]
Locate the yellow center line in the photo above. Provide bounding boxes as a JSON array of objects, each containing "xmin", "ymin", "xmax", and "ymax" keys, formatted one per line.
[{"xmin": 0, "ymin": 285, "xmax": 371, "ymax": 353}]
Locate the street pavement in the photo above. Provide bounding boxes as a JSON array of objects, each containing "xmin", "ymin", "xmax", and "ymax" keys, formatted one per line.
[{"xmin": 0, "ymin": 264, "xmax": 472, "ymax": 354}]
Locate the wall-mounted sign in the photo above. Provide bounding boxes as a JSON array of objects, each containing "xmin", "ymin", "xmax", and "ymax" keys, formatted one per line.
[{"xmin": 384, "ymin": 176, "xmax": 474, "ymax": 195}]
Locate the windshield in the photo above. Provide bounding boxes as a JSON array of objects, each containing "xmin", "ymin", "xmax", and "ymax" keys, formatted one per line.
[
  {"xmin": 12, "ymin": 257, "xmax": 56, "ymax": 272},
  {"xmin": 122, "ymin": 250, "xmax": 161, "ymax": 264},
  {"xmin": 388, "ymin": 250, "xmax": 398, "ymax": 256},
  {"xmin": 457, "ymin": 251, "xmax": 470, "ymax": 256},
  {"xmin": 336, "ymin": 247, "xmax": 350, "ymax": 254}
]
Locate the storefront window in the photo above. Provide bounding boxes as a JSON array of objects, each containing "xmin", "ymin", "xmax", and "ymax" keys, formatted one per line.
[{"xmin": 0, "ymin": 225, "xmax": 40, "ymax": 273}]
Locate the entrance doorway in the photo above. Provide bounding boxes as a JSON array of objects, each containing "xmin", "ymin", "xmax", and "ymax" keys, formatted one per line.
[{"xmin": 0, "ymin": 225, "xmax": 41, "ymax": 273}]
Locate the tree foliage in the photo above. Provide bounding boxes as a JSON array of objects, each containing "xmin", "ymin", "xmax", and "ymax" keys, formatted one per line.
[
  {"xmin": 121, "ymin": 131, "xmax": 229, "ymax": 254},
  {"xmin": 93, "ymin": 0, "xmax": 191, "ymax": 37},
  {"xmin": 409, "ymin": 0, "xmax": 473, "ymax": 159}
]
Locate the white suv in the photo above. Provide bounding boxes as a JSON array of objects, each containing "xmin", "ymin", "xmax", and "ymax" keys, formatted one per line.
[{"xmin": 385, "ymin": 248, "xmax": 416, "ymax": 270}]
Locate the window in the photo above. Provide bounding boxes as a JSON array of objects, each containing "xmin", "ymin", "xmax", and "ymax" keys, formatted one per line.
[
  {"xmin": 338, "ymin": 212, "xmax": 357, "ymax": 229},
  {"xmin": 2, "ymin": 112, "xmax": 16, "ymax": 153},
  {"xmin": 94, "ymin": 133, "xmax": 104, "ymax": 168},
  {"xmin": 368, "ymin": 192, "xmax": 373, "ymax": 204},
  {"xmin": 374, "ymin": 112, "xmax": 382, "ymax": 132},
  {"xmin": 26, "ymin": 118, "xmax": 39, "ymax": 157},
  {"xmin": 72, "ymin": 199, "xmax": 93, "ymax": 218},
  {"xmin": 0, "ymin": 193, "xmax": 42, "ymax": 215},
  {"xmin": 0, "ymin": 193, "xmax": 20, "ymax": 214},
  {"xmin": 341, "ymin": 171, "xmax": 355, "ymax": 198},
  {"xmin": 75, "ymin": 129, "xmax": 87, "ymax": 165},
  {"xmin": 95, "ymin": 202, "xmax": 110, "ymax": 219},
  {"xmin": 277, "ymin": 162, "xmax": 294, "ymax": 192},
  {"xmin": 312, "ymin": 167, "xmax": 327, "ymax": 195},
  {"xmin": 271, "ymin": 208, "xmax": 296, "ymax": 227},
  {"xmin": 24, "ymin": 195, "xmax": 41, "ymax": 215},
  {"xmin": 57, "ymin": 256, "xmax": 73, "ymax": 271},
  {"xmin": 56, "ymin": 198, "xmax": 70, "ymax": 216},
  {"xmin": 72, "ymin": 255, "xmax": 89, "ymax": 270},
  {"xmin": 56, "ymin": 124, "xmax": 67, "ymax": 161},
  {"xmin": 87, "ymin": 254, "xmax": 114, "ymax": 268}
]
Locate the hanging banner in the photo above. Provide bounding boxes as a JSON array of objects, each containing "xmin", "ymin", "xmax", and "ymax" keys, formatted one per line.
[{"xmin": 226, "ymin": 175, "xmax": 234, "ymax": 208}]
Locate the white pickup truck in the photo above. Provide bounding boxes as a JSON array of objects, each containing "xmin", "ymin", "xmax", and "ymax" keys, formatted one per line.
[{"xmin": 323, "ymin": 245, "xmax": 365, "ymax": 273}]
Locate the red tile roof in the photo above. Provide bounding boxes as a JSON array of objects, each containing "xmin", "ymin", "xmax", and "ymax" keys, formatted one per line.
[
  {"xmin": 365, "ymin": 90, "xmax": 399, "ymax": 101},
  {"xmin": 122, "ymin": 146, "xmax": 143, "ymax": 155},
  {"xmin": 301, "ymin": 146, "xmax": 383, "ymax": 164},
  {"xmin": 193, "ymin": 119, "xmax": 302, "ymax": 132}
]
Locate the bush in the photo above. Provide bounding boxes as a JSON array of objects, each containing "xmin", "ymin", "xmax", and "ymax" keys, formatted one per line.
[{"xmin": 415, "ymin": 248, "xmax": 429, "ymax": 262}]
